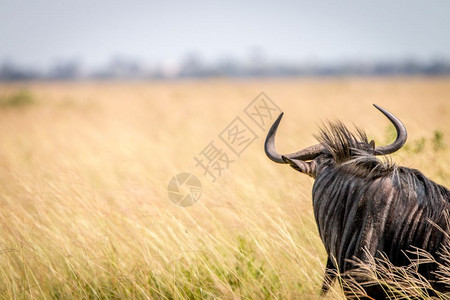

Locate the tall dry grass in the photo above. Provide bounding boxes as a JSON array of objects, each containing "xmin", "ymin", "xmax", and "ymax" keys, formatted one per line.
[{"xmin": 0, "ymin": 78, "xmax": 449, "ymax": 299}]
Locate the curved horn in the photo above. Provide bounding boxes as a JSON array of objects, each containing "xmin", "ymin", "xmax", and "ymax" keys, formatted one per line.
[
  {"xmin": 373, "ymin": 104, "xmax": 407, "ymax": 155},
  {"xmin": 264, "ymin": 112, "xmax": 324, "ymax": 164}
]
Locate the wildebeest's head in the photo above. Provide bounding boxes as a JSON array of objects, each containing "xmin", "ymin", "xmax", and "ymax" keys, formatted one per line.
[{"xmin": 264, "ymin": 104, "xmax": 407, "ymax": 178}]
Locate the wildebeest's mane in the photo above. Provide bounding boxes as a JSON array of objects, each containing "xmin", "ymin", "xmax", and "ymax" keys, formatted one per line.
[
  {"xmin": 316, "ymin": 121, "xmax": 396, "ymax": 178},
  {"xmin": 317, "ymin": 120, "xmax": 374, "ymax": 162}
]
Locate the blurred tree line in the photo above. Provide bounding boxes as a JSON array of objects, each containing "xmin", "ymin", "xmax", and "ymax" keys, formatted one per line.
[{"xmin": 1, "ymin": 55, "xmax": 450, "ymax": 80}]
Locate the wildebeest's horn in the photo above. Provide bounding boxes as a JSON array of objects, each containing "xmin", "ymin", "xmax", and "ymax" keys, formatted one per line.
[
  {"xmin": 264, "ymin": 112, "xmax": 324, "ymax": 163},
  {"xmin": 373, "ymin": 104, "xmax": 407, "ymax": 155}
]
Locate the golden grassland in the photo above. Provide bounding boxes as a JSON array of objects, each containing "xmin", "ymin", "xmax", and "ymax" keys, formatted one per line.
[{"xmin": 0, "ymin": 78, "xmax": 449, "ymax": 299}]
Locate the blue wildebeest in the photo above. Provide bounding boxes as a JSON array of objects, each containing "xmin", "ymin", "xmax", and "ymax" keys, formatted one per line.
[{"xmin": 265, "ymin": 104, "xmax": 450, "ymax": 299}]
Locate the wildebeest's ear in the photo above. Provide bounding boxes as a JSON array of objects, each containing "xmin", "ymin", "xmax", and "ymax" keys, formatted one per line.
[
  {"xmin": 282, "ymin": 156, "xmax": 302, "ymax": 171},
  {"xmin": 369, "ymin": 140, "xmax": 375, "ymax": 150},
  {"xmin": 282, "ymin": 156, "xmax": 315, "ymax": 176}
]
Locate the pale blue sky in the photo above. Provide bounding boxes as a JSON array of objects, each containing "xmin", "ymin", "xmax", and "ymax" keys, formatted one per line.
[{"xmin": 1, "ymin": 1, "xmax": 449, "ymax": 68}]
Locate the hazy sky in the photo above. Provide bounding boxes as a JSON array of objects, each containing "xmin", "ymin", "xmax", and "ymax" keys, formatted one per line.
[{"xmin": 1, "ymin": 1, "xmax": 450, "ymax": 68}]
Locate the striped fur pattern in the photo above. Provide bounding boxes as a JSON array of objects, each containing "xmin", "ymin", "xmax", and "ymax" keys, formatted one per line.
[{"xmin": 313, "ymin": 122, "xmax": 450, "ymax": 297}]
